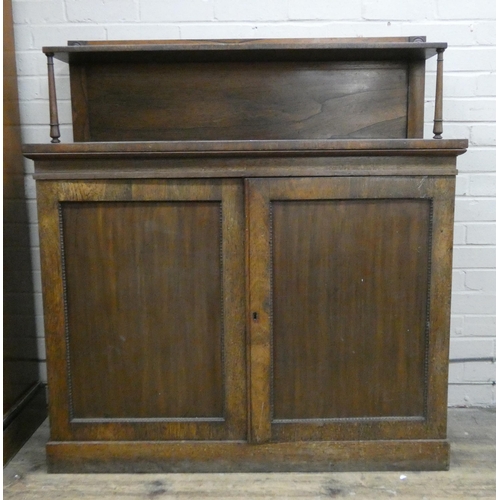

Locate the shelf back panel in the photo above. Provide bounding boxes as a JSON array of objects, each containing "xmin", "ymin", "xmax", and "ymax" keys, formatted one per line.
[{"xmin": 71, "ymin": 61, "xmax": 412, "ymax": 142}]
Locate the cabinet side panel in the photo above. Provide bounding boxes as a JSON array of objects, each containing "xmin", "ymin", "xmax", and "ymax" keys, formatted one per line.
[
  {"xmin": 272, "ymin": 199, "xmax": 431, "ymax": 420},
  {"xmin": 62, "ymin": 201, "xmax": 224, "ymax": 419},
  {"xmin": 406, "ymin": 61, "xmax": 425, "ymax": 138},
  {"xmin": 70, "ymin": 65, "xmax": 91, "ymax": 142}
]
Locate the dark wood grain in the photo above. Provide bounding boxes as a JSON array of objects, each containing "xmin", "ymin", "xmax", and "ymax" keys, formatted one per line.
[
  {"xmin": 74, "ymin": 62, "xmax": 408, "ymax": 142},
  {"xmin": 36, "ymin": 179, "xmax": 246, "ymax": 441},
  {"xmin": 271, "ymin": 198, "xmax": 430, "ymax": 420},
  {"xmin": 246, "ymin": 179, "xmax": 272, "ymax": 443},
  {"xmin": 46, "ymin": 53, "xmax": 60, "ymax": 143},
  {"xmin": 424, "ymin": 177, "xmax": 456, "ymax": 437},
  {"xmin": 68, "ymin": 37, "xmax": 422, "ymax": 46},
  {"xmin": 246, "ymin": 176, "xmax": 456, "ymax": 443},
  {"xmin": 407, "ymin": 61, "xmax": 425, "ymax": 138},
  {"xmin": 30, "ymin": 155, "xmax": 458, "ymax": 194},
  {"xmin": 42, "ymin": 37, "xmax": 453, "ymax": 143},
  {"xmin": 30, "ymin": 156, "xmax": 458, "ymax": 181},
  {"xmin": 220, "ymin": 180, "xmax": 247, "ymax": 440},
  {"xmin": 23, "ymin": 139, "xmax": 468, "ymax": 155},
  {"xmin": 44, "ymin": 38, "xmax": 447, "ymax": 65},
  {"xmin": 37, "ymin": 181, "xmax": 74, "ymax": 442},
  {"xmin": 69, "ymin": 65, "xmax": 90, "ymax": 141},
  {"xmin": 46, "ymin": 439, "xmax": 450, "ymax": 472},
  {"xmin": 63, "ymin": 201, "xmax": 223, "ymax": 419},
  {"xmin": 433, "ymin": 49, "xmax": 445, "ymax": 139}
]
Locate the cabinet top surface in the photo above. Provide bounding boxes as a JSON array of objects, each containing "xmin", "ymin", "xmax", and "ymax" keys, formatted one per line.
[
  {"xmin": 44, "ymin": 37, "xmax": 447, "ymax": 62},
  {"xmin": 23, "ymin": 139, "xmax": 468, "ymax": 159}
]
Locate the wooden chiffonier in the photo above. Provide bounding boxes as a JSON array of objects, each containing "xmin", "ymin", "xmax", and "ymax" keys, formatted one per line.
[{"xmin": 23, "ymin": 38, "xmax": 468, "ymax": 472}]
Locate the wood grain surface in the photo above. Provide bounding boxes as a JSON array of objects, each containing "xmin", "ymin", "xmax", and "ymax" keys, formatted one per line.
[
  {"xmin": 63, "ymin": 201, "xmax": 224, "ymax": 419},
  {"xmin": 44, "ymin": 439, "xmax": 450, "ymax": 472},
  {"xmin": 246, "ymin": 176, "xmax": 456, "ymax": 445},
  {"xmin": 271, "ymin": 198, "xmax": 430, "ymax": 420},
  {"xmin": 73, "ymin": 62, "xmax": 408, "ymax": 142},
  {"xmin": 23, "ymin": 139, "xmax": 469, "ymax": 158},
  {"xmin": 44, "ymin": 38, "xmax": 448, "ymax": 65},
  {"xmin": 36, "ymin": 179, "xmax": 246, "ymax": 441}
]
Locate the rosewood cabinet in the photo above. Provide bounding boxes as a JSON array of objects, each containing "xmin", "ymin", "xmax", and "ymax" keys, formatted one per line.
[{"xmin": 24, "ymin": 38, "xmax": 467, "ymax": 472}]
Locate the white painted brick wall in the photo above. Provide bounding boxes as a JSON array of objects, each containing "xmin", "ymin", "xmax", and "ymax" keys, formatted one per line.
[
  {"xmin": 463, "ymin": 315, "xmax": 496, "ymax": 336},
  {"xmin": 11, "ymin": 0, "xmax": 496, "ymax": 407},
  {"xmin": 453, "ymin": 247, "xmax": 496, "ymax": 269},
  {"xmin": 289, "ymin": 0, "xmax": 363, "ymax": 20},
  {"xmin": 465, "ymin": 270, "xmax": 496, "ymax": 292},
  {"xmin": 476, "ymin": 73, "xmax": 496, "ymax": 96},
  {"xmin": 455, "ymin": 199, "xmax": 495, "ymax": 222},
  {"xmin": 459, "ymin": 149, "xmax": 495, "ymax": 172},
  {"xmin": 453, "ymin": 223, "xmax": 466, "ymax": 244},
  {"xmin": 454, "ymin": 174, "xmax": 468, "ymax": 196},
  {"xmin": 466, "ymin": 223, "xmax": 496, "ymax": 244},
  {"xmin": 142, "ymin": 1, "xmax": 214, "ymax": 22},
  {"xmin": 450, "ymin": 338, "xmax": 495, "ymax": 359},
  {"xmin": 436, "ymin": 0, "xmax": 495, "ymax": 20},
  {"xmin": 215, "ymin": 0, "xmax": 289, "ymax": 21},
  {"xmin": 66, "ymin": 0, "xmax": 139, "ymax": 23},
  {"xmin": 469, "ymin": 174, "xmax": 496, "ymax": 196}
]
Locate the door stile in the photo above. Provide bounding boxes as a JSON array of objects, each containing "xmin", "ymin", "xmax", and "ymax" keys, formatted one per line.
[
  {"xmin": 220, "ymin": 180, "xmax": 248, "ymax": 440},
  {"xmin": 245, "ymin": 179, "xmax": 272, "ymax": 443}
]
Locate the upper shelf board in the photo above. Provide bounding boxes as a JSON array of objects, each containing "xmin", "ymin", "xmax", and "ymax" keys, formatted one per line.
[{"xmin": 43, "ymin": 37, "xmax": 447, "ymax": 63}]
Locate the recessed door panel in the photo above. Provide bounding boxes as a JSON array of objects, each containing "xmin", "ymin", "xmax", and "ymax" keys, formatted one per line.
[
  {"xmin": 272, "ymin": 199, "xmax": 430, "ymax": 420},
  {"xmin": 63, "ymin": 201, "xmax": 224, "ymax": 419}
]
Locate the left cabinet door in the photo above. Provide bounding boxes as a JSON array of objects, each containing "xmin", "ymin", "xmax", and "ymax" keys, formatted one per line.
[{"xmin": 37, "ymin": 179, "xmax": 247, "ymax": 442}]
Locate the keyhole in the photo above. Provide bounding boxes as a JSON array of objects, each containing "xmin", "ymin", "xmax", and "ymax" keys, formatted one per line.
[{"xmin": 252, "ymin": 312, "xmax": 258, "ymax": 321}]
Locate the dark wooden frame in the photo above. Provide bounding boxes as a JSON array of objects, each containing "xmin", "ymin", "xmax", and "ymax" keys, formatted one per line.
[
  {"xmin": 247, "ymin": 176, "xmax": 455, "ymax": 443},
  {"xmin": 36, "ymin": 179, "xmax": 247, "ymax": 442}
]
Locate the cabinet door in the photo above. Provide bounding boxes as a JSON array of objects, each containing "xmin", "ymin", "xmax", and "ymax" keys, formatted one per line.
[
  {"xmin": 37, "ymin": 179, "xmax": 246, "ymax": 441},
  {"xmin": 247, "ymin": 176, "xmax": 455, "ymax": 443}
]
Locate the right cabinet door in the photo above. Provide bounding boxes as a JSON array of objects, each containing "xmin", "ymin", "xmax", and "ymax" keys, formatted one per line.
[{"xmin": 246, "ymin": 176, "xmax": 455, "ymax": 444}]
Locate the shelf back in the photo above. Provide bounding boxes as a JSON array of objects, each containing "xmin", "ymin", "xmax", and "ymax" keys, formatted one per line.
[{"xmin": 70, "ymin": 57, "xmax": 425, "ymax": 141}]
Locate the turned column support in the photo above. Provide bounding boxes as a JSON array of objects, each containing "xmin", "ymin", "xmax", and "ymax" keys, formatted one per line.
[
  {"xmin": 46, "ymin": 52, "xmax": 61, "ymax": 143},
  {"xmin": 433, "ymin": 48, "xmax": 445, "ymax": 139}
]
